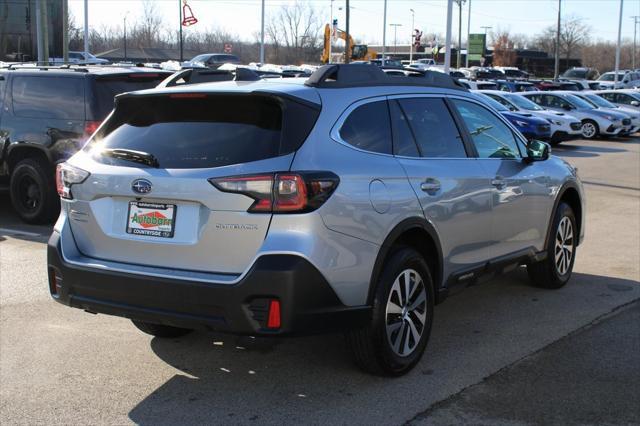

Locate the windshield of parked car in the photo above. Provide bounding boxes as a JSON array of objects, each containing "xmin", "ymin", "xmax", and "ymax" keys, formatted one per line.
[
  {"xmin": 480, "ymin": 94, "xmax": 510, "ymax": 112},
  {"xmin": 562, "ymin": 69, "xmax": 586, "ymax": 78},
  {"xmin": 189, "ymin": 54, "xmax": 211, "ymax": 62},
  {"xmin": 565, "ymin": 94, "xmax": 595, "ymax": 109},
  {"xmin": 583, "ymin": 94, "xmax": 617, "ymax": 108},
  {"xmin": 598, "ymin": 73, "xmax": 621, "ymax": 82},
  {"xmin": 505, "ymin": 94, "xmax": 544, "ymax": 111}
]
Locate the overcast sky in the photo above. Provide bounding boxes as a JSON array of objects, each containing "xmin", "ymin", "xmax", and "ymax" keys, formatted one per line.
[{"xmin": 69, "ymin": 0, "xmax": 639, "ymax": 46}]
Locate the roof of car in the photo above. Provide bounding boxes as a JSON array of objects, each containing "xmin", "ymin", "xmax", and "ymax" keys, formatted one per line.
[{"xmin": 0, "ymin": 64, "xmax": 171, "ymax": 76}]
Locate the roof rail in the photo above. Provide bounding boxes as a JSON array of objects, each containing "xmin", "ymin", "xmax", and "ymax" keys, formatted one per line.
[
  {"xmin": 1, "ymin": 63, "xmax": 90, "ymax": 72},
  {"xmin": 304, "ymin": 64, "xmax": 467, "ymax": 90}
]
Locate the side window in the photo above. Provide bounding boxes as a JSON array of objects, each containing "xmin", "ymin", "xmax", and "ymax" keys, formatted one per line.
[
  {"xmin": 340, "ymin": 100, "xmax": 392, "ymax": 154},
  {"xmin": 451, "ymin": 99, "xmax": 522, "ymax": 159},
  {"xmin": 487, "ymin": 94, "xmax": 513, "ymax": 109},
  {"xmin": 599, "ymin": 93, "xmax": 615, "ymax": 102},
  {"xmin": 395, "ymin": 98, "xmax": 467, "ymax": 158},
  {"xmin": 617, "ymin": 94, "xmax": 632, "ymax": 105},
  {"xmin": 527, "ymin": 94, "xmax": 543, "ymax": 106},
  {"xmin": 12, "ymin": 76, "xmax": 85, "ymax": 120}
]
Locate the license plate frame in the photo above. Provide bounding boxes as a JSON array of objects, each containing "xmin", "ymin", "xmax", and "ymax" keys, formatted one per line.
[{"xmin": 126, "ymin": 201, "xmax": 177, "ymax": 238}]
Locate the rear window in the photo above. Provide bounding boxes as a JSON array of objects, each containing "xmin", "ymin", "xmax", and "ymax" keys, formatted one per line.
[
  {"xmin": 12, "ymin": 76, "xmax": 85, "ymax": 120},
  {"xmin": 86, "ymin": 94, "xmax": 319, "ymax": 169},
  {"xmin": 90, "ymin": 74, "xmax": 170, "ymax": 120}
]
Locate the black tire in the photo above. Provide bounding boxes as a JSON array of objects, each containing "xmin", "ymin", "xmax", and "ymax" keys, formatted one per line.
[
  {"xmin": 9, "ymin": 157, "xmax": 59, "ymax": 224},
  {"xmin": 345, "ymin": 247, "xmax": 435, "ymax": 376},
  {"xmin": 528, "ymin": 202, "xmax": 577, "ymax": 289},
  {"xmin": 131, "ymin": 320, "xmax": 193, "ymax": 338},
  {"xmin": 580, "ymin": 119, "xmax": 599, "ymax": 140}
]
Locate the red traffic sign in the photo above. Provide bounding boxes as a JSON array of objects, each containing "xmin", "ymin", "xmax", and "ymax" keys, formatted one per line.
[{"xmin": 224, "ymin": 44, "xmax": 233, "ymax": 53}]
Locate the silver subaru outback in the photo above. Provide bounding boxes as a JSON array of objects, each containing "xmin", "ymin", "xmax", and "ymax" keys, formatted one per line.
[{"xmin": 48, "ymin": 65, "xmax": 585, "ymax": 376}]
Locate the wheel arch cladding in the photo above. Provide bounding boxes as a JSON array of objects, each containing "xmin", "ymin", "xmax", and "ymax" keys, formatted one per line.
[
  {"xmin": 7, "ymin": 144, "xmax": 52, "ymax": 173},
  {"xmin": 368, "ymin": 218, "xmax": 444, "ymax": 306},
  {"xmin": 559, "ymin": 186, "xmax": 582, "ymax": 243}
]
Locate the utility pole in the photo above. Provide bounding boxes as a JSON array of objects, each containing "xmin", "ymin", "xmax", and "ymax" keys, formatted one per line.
[
  {"xmin": 631, "ymin": 15, "xmax": 639, "ymax": 69},
  {"xmin": 62, "ymin": 0, "xmax": 68, "ymax": 63},
  {"xmin": 455, "ymin": 0, "xmax": 465, "ymax": 69},
  {"xmin": 390, "ymin": 24, "xmax": 402, "ymax": 54},
  {"xmin": 179, "ymin": 0, "xmax": 183, "ymax": 62},
  {"xmin": 123, "ymin": 13, "xmax": 128, "ymax": 61},
  {"xmin": 345, "ymin": 0, "xmax": 350, "ymax": 63},
  {"xmin": 554, "ymin": 0, "xmax": 561, "ymax": 80},
  {"xmin": 40, "ymin": 0, "xmax": 49, "ymax": 64},
  {"xmin": 444, "ymin": 0, "xmax": 453, "ymax": 73},
  {"xmin": 614, "ymin": 0, "xmax": 623, "ymax": 86},
  {"xmin": 329, "ymin": 0, "xmax": 333, "ymax": 63},
  {"xmin": 260, "ymin": 0, "xmax": 265, "ymax": 63},
  {"xmin": 35, "ymin": 0, "xmax": 43, "ymax": 62},
  {"xmin": 409, "ymin": 9, "xmax": 415, "ymax": 63},
  {"xmin": 382, "ymin": 0, "xmax": 387, "ymax": 59},
  {"xmin": 466, "ymin": 0, "xmax": 471, "ymax": 68},
  {"xmin": 83, "ymin": 0, "xmax": 88, "ymax": 58}
]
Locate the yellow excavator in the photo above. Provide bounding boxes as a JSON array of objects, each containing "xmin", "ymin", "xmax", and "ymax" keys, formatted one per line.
[{"xmin": 321, "ymin": 23, "xmax": 377, "ymax": 64}]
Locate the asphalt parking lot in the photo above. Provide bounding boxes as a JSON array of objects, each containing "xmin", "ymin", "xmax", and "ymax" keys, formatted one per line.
[{"xmin": 1, "ymin": 137, "xmax": 639, "ymax": 425}]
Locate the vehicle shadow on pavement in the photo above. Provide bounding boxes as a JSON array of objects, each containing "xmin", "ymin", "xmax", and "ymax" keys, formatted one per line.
[
  {"xmin": 127, "ymin": 271, "xmax": 640, "ymax": 425},
  {"xmin": 553, "ymin": 143, "xmax": 628, "ymax": 158}
]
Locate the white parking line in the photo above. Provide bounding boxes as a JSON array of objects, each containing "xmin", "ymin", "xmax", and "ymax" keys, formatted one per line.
[{"xmin": 0, "ymin": 228, "xmax": 43, "ymax": 237}]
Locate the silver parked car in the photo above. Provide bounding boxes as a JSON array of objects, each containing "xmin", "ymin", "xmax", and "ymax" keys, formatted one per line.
[
  {"xmin": 597, "ymin": 89, "xmax": 640, "ymax": 110},
  {"xmin": 48, "ymin": 65, "xmax": 585, "ymax": 375},
  {"xmin": 519, "ymin": 91, "xmax": 631, "ymax": 139},
  {"xmin": 572, "ymin": 91, "xmax": 640, "ymax": 135}
]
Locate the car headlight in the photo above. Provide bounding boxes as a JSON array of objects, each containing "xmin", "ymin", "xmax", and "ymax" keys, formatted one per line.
[{"xmin": 514, "ymin": 120, "xmax": 528, "ymax": 127}]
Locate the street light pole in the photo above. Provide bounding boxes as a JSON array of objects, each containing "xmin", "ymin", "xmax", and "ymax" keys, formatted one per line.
[
  {"xmin": 444, "ymin": 0, "xmax": 453, "ymax": 73},
  {"xmin": 260, "ymin": 0, "xmax": 265, "ymax": 63},
  {"xmin": 382, "ymin": 0, "xmax": 387, "ymax": 59},
  {"xmin": 409, "ymin": 9, "xmax": 415, "ymax": 63},
  {"xmin": 554, "ymin": 0, "xmax": 561, "ymax": 80},
  {"xmin": 345, "ymin": 0, "xmax": 350, "ymax": 64},
  {"xmin": 390, "ymin": 24, "xmax": 402, "ymax": 55},
  {"xmin": 614, "ymin": 0, "xmax": 623, "ymax": 87},
  {"xmin": 466, "ymin": 0, "xmax": 471, "ymax": 68},
  {"xmin": 83, "ymin": 0, "xmax": 88, "ymax": 58},
  {"xmin": 481, "ymin": 26, "xmax": 492, "ymax": 35},
  {"xmin": 456, "ymin": 0, "xmax": 465, "ymax": 69},
  {"xmin": 179, "ymin": 0, "xmax": 183, "ymax": 62},
  {"xmin": 632, "ymin": 16, "xmax": 639, "ymax": 69}
]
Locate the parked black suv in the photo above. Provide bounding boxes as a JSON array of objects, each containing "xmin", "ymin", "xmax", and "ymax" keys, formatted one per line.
[{"xmin": 0, "ymin": 65, "xmax": 172, "ymax": 223}]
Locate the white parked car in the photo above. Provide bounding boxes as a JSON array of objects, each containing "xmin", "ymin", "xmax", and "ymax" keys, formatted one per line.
[
  {"xmin": 50, "ymin": 51, "xmax": 109, "ymax": 65},
  {"xmin": 573, "ymin": 91, "xmax": 640, "ymax": 135},
  {"xmin": 479, "ymin": 90, "xmax": 582, "ymax": 143},
  {"xmin": 597, "ymin": 70, "xmax": 640, "ymax": 89},
  {"xmin": 596, "ymin": 90, "xmax": 640, "ymax": 110},
  {"xmin": 457, "ymin": 79, "xmax": 498, "ymax": 90},
  {"xmin": 520, "ymin": 91, "xmax": 632, "ymax": 139}
]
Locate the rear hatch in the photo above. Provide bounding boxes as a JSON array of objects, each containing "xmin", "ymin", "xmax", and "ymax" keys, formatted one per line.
[{"xmin": 67, "ymin": 91, "xmax": 319, "ymax": 275}]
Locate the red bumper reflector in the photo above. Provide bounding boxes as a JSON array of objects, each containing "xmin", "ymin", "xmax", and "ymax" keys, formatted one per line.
[
  {"xmin": 267, "ymin": 300, "xmax": 281, "ymax": 329},
  {"xmin": 48, "ymin": 267, "xmax": 61, "ymax": 295}
]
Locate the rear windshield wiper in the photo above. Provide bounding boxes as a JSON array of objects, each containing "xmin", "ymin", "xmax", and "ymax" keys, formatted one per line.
[{"xmin": 100, "ymin": 148, "xmax": 160, "ymax": 168}]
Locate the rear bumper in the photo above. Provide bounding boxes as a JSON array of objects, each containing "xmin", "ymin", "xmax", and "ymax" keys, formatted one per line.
[{"xmin": 47, "ymin": 231, "xmax": 371, "ymax": 336}]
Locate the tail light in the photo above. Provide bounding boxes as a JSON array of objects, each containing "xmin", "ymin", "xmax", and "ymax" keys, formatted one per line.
[
  {"xmin": 56, "ymin": 163, "xmax": 90, "ymax": 199},
  {"xmin": 84, "ymin": 120, "xmax": 102, "ymax": 137},
  {"xmin": 209, "ymin": 172, "xmax": 339, "ymax": 213}
]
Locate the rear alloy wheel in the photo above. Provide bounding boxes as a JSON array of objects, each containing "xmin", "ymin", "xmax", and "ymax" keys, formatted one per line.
[
  {"xmin": 131, "ymin": 320, "xmax": 193, "ymax": 338},
  {"xmin": 9, "ymin": 158, "xmax": 59, "ymax": 224},
  {"xmin": 528, "ymin": 202, "xmax": 577, "ymax": 289},
  {"xmin": 345, "ymin": 247, "xmax": 434, "ymax": 376},
  {"xmin": 580, "ymin": 120, "xmax": 599, "ymax": 139}
]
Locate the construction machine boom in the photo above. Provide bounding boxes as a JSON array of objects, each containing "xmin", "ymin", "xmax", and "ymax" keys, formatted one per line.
[{"xmin": 321, "ymin": 24, "xmax": 377, "ymax": 64}]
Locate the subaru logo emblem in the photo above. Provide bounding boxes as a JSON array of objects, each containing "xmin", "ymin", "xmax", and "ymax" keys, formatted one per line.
[{"xmin": 131, "ymin": 179, "xmax": 152, "ymax": 194}]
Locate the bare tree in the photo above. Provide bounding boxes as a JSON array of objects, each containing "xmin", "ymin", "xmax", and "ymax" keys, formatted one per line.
[
  {"xmin": 492, "ymin": 29, "xmax": 516, "ymax": 67},
  {"xmin": 560, "ymin": 15, "xmax": 590, "ymax": 68},
  {"xmin": 267, "ymin": 1, "xmax": 322, "ymax": 64},
  {"xmin": 136, "ymin": 0, "xmax": 164, "ymax": 48}
]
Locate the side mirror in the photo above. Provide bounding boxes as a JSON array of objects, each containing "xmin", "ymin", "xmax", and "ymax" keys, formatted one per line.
[
  {"xmin": 631, "ymin": 100, "xmax": 640, "ymax": 107},
  {"xmin": 525, "ymin": 140, "xmax": 550, "ymax": 162}
]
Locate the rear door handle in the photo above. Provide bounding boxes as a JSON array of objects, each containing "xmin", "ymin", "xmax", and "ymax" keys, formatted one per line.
[{"xmin": 421, "ymin": 178, "xmax": 441, "ymax": 194}]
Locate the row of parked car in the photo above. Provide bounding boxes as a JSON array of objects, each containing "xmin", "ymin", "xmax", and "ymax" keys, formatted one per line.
[{"xmin": 1, "ymin": 62, "xmax": 638, "ymax": 225}]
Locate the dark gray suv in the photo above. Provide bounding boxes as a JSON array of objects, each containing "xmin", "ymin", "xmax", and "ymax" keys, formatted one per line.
[{"xmin": 48, "ymin": 65, "xmax": 585, "ymax": 375}]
